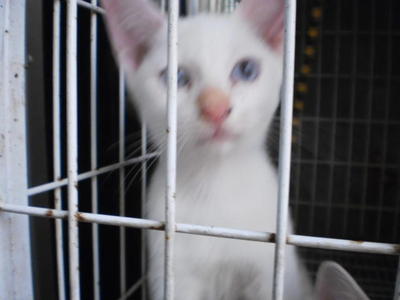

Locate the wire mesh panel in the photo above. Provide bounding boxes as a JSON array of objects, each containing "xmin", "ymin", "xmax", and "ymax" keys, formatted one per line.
[
  {"xmin": 290, "ymin": 0, "xmax": 400, "ymax": 299},
  {"xmin": 0, "ymin": 0, "xmax": 399, "ymax": 299}
]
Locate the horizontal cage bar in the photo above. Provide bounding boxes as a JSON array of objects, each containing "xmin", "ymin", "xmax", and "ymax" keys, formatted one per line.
[
  {"xmin": 1, "ymin": 203, "xmax": 399, "ymax": 256},
  {"xmin": 27, "ymin": 153, "xmax": 159, "ymax": 196}
]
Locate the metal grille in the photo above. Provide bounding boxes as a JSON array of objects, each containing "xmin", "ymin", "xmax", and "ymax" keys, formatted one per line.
[
  {"xmin": 288, "ymin": 0, "xmax": 400, "ymax": 299},
  {"xmin": 0, "ymin": 0, "xmax": 399, "ymax": 300}
]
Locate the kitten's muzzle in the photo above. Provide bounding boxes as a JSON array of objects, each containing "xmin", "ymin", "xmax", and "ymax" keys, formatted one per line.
[{"xmin": 198, "ymin": 87, "xmax": 232, "ymax": 126}]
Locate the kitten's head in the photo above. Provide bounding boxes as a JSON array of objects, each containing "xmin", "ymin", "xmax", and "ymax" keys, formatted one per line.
[
  {"xmin": 314, "ymin": 261, "xmax": 370, "ymax": 300},
  {"xmin": 103, "ymin": 0, "xmax": 284, "ymax": 156}
]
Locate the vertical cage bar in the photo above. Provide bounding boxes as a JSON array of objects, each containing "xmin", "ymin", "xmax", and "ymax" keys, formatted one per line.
[
  {"xmin": 119, "ymin": 70, "xmax": 127, "ymax": 298},
  {"xmin": 272, "ymin": 0, "xmax": 297, "ymax": 299},
  {"xmin": 164, "ymin": 0, "xmax": 179, "ymax": 299},
  {"xmin": 52, "ymin": 0, "xmax": 66, "ymax": 299},
  {"xmin": 0, "ymin": 0, "xmax": 33, "ymax": 298},
  {"xmin": 66, "ymin": 0, "xmax": 81, "ymax": 299},
  {"xmin": 90, "ymin": 0, "xmax": 100, "ymax": 299},
  {"xmin": 141, "ymin": 122, "xmax": 148, "ymax": 300}
]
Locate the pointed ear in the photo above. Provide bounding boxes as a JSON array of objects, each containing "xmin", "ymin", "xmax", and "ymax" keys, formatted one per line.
[
  {"xmin": 236, "ymin": 0, "xmax": 284, "ymax": 51},
  {"xmin": 315, "ymin": 261, "xmax": 369, "ymax": 300},
  {"xmin": 102, "ymin": 0, "xmax": 165, "ymax": 70}
]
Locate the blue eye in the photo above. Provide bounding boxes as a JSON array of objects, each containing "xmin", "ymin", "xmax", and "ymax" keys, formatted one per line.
[
  {"xmin": 160, "ymin": 67, "xmax": 191, "ymax": 88},
  {"xmin": 231, "ymin": 59, "xmax": 260, "ymax": 82},
  {"xmin": 177, "ymin": 68, "xmax": 190, "ymax": 87}
]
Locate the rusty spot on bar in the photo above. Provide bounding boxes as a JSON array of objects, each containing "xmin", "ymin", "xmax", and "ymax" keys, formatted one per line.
[
  {"xmin": 45, "ymin": 210, "xmax": 54, "ymax": 217},
  {"xmin": 150, "ymin": 224, "xmax": 165, "ymax": 230},
  {"xmin": 394, "ymin": 245, "xmax": 400, "ymax": 254},
  {"xmin": 352, "ymin": 240, "xmax": 364, "ymax": 244},
  {"xmin": 75, "ymin": 212, "xmax": 85, "ymax": 222},
  {"xmin": 268, "ymin": 233, "xmax": 276, "ymax": 243}
]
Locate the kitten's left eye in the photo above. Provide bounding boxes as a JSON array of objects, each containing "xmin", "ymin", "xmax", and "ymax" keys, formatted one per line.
[
  {"xmin": 160, "ymin": 67, "xmax": 191, "ymax": 88},
  {"xmin": 231, "ymin": 58, "xmax": 260, "ymax": 82}
]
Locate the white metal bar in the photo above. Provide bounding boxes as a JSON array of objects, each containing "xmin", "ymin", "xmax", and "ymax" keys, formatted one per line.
[
  {"xmin": 0, "ymin": 0, "xmax": 33, "ymax": 298},
  {"xmin": 90, "ymin": 0, "xmax": 100, "ymax": 298},
  {"xmin": 273, "ymin": 0, "xmax": 297, "ymax": 299},
  {"xmin": 141, "ymin": 121, "xmax": 148, "ymax": 300},
  {"xmin": 28, "ymin": 153, "xmax": 159, "ymax": 196},
  {"xmin": 119, "ymin": 69, "xmax": 127, "ymax": 299},
  {"xmin": 76, "ymin": 0, "xmax": 105, "ymax": 14},
  {"xmin": 118, "ymin": 277, "xmax": 146, "ymax": 300},
  {"xmin": 165, "ymin": 0, "xmax": 179, "ymax": 298},
  {"xmin": 1, "ymin": 203, "xmax": 400, "ymax": 255},
  {"xmin": 66, "ymin": 0, "xmax": 81, "ymax": 298},
  {"xmin": 52, "ymin": 0, "xmax": 66, "ymax": 299}
]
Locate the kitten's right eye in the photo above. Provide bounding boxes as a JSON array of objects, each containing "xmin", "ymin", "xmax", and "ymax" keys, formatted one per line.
[{"xmin": 160, "ymin": 67, "xmax": 191, "ymax": 88}]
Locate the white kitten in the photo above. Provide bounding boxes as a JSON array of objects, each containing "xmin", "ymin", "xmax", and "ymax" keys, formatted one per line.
[
  {"xmin": 315, "ymin": 261, "xmax": 370, "ymax": 300},
  {"xmin": 103, "ymin": 0, "xmax": 312, "ymax": 299}
]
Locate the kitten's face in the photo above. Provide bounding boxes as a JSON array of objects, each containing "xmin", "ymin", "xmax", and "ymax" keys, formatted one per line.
[
  {"xmin": 103, "ymin": 0, "xmax": 284, "ymax": 155},
  {"xmin": 128, "ymin": 14, "xmax": 282, "ymax": 155}
]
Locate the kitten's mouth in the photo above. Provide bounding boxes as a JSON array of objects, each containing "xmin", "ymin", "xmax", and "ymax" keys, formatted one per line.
[{"xmin": 198, "ymin": 126, "xmax": 238, "ymax": 144}]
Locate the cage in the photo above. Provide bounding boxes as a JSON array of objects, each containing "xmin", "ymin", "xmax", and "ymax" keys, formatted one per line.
[{"xmin": 0, "ymin": 0, "xmax": 399, "ymax": 299}]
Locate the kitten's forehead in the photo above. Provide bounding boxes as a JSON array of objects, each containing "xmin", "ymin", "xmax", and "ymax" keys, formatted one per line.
[
  {"xmin": 177, "ymin": 14, "xmax": 267, "ymax": 64},
  {"xmin": 147, "ymin": 13, "xmax": 270, "ymax": 75}
]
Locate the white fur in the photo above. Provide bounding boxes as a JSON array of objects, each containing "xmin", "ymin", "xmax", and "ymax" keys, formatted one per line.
[
  {"xmin": 103, "ymin": 1, "xmax": 373, "ymax": 298},
  {"xmin": 125, "ymin": 13, "xmax": 312, "ymax": 300},
  {"xmin": 315, "ymin": 261, "xmax": 370, "ymax": 300}
]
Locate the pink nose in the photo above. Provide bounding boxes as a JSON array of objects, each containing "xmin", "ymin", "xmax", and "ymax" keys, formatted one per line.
[{"xmin": 198, "ymin": 87, "xmax": 231, "ymax": 125}]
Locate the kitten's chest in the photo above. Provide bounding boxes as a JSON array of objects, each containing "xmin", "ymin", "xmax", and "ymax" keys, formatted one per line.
[{"xmin": 148, "ymin": 152, "xmax": 278, "ymax": 232}]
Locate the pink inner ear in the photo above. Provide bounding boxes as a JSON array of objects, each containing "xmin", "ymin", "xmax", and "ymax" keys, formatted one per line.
[
  {"xmin": 239, "ymin": 0, "xmax": 285, "ymax": 51},
  {"xmin": 102, "ymin": 0, "xmax": 165, "ymax": 69}
]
